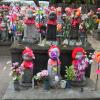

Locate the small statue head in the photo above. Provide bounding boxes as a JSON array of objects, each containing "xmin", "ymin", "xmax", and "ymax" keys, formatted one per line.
[
  {"xmin": 72, "ymin": 47, "xmax": 86, "ymax": 60},
  {"xmin": 22, "ymin": 47, "xmax": 35, "ymax": 61},
  {"xmin": 48, "ymin": 45, "xmax": 60, "ymax": 60}
]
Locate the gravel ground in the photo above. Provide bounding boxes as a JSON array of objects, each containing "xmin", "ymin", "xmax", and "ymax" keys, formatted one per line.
[{"xmin": 0, "ymin": 36, "xmax": 100, "ymax": 99}]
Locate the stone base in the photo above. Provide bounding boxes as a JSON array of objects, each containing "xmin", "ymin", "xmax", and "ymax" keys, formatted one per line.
[
  {"xmin": 71, "ymin": 80, "xmax": 87, "ymax": 87},
  {"xmin": 2, "ymin": 79, "xmax": 100, "ymax": 100}
]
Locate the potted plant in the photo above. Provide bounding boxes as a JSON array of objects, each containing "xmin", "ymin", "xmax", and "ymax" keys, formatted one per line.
[
  {"xmin": 34, "ymin": 70, "xmax": 49, "ymax": 90},
  {"xmin": 65, "ymin": 65, "xmax": 75, "ymax": 88},
  {"xmin": 33, "ymin": 72, "xmax": 42, "ymax": 88},
  {"xmin": 10, "ymin": 62, "xmax": 23, "ymax": 91},
  {"xmin": 41, "ymin": 70, "xmax": 49, "ymax": 90}
]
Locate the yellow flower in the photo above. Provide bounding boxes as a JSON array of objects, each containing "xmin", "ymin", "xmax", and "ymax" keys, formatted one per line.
[{"xmin": 96, "ymin": 19, "xmax": 100, "ymax": 23}]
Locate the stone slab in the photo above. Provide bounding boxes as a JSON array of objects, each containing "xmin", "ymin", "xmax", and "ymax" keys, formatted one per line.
[{"xmin": 2, "ymin": 79, "xmax": 100, "ymax": 100}]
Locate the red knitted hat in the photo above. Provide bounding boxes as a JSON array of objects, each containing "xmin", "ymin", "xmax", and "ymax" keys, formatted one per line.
[
  {"xmin": 22, "ymin": 47, "xmax": 35, "ymax": 59},
  {"xmin": 72, "ymin": 47, "xmax": 86, "ymax": 59}
]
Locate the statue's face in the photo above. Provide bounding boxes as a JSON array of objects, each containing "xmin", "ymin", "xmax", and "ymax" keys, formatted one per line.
[
  {"xmin": 50, "ymin": 51, "xmax": 57, "ymax": 60},
  {"xmin": 22, "ymin": 54, "xmax": 32, "ymax": 60},
  {"xmin": 76, "ymin": 52, "xmax": 83, "ymax": 60},
  {"xmin": 49, "ymin": 48, "xmax": 60, "ymax": 60}
]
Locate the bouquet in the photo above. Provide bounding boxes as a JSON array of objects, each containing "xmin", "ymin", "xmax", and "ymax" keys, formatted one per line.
[
  {"xmin": 34, "ymin": 70, "xmax": 48, "ymax": 80},
  {"xmin": 10, "ymin": 62, "xmax": 23, "ymax": 81}
]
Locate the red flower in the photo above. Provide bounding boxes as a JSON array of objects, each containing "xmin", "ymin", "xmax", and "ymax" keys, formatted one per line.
[{"xmin": 24, "ymin": 18, "xmax": 35, "ymax": 25}]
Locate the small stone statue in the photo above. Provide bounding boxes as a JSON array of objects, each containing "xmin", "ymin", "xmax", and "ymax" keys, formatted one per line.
[
  {"xmin": 0, "ymin": 21, "xmax": 6, "ymax": 41},
  {"xmin": 47, "ymin": 11, "xmax": 57, "ymax": 41},
  {"xmin": 21, "ymin": 47, "xmax": 35, "ymax": 87},
  {"xmin": 72, "ymin": 47, "xmax": 88, "ymax": 82},
  {"xmin": 47, "ymin": 45, "xmax": 61, "ymax": 88},
  {"xmin": 23, "ymin": 9, "xmax": 39, "ymax": 44}
]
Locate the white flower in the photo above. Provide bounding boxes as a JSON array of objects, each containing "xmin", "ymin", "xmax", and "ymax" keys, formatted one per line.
[
  {"xmin": 21, "ymin": 72, "xmax": 24, "ymax": 75},
  {"xmin": 13, "ymin": 77, "xmax": 17, "ymax": 81},
  {"xmin": 37, "ymin": 72, "xmax": 41, "ymax": 78},
  {"xmin": 3, "ymin": 66, "xmax": 7, "ymax": 70},
  {"xmin": 9, "ymin": 71, "xmax": 13, "ymax": 76},
  {"xmin": 85, "ymin": 58, "xmax": 89, "ymax": 62},
  {"xmin": 6, "ymin": 61, "xmax": 11, "ymax": 65},
  {"xmin": 89, "ymin": 60, "xmax": 93, "ymax": 64}
]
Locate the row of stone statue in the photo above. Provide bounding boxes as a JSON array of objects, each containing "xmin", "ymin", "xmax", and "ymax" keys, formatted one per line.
[{"xmin": 12, "ymin": 46, "xmax": 89, "ymax": 90}]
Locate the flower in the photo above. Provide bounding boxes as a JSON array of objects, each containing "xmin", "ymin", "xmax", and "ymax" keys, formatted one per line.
[
  {"xmin": 37, "ymin": 72, "xmax": 41, "ymax": 78},
  {"xmin": 34, "ymin": 70, "xmax": 48, "ymax": 80},
  {"xmin": 41, "ymin": 70, "xmax": 48, "ymax": 77},
  {"xmin": 6, "ymin": 60, "xmax": 11, "ymax": 65},
  {"xmin": 11, "ymin": 62, "xmax": 23, "ymax": 81}
]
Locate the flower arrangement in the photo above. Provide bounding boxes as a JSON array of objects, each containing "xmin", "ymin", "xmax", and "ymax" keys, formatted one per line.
[
  {"xmin": 34, "ymin": 70, "xmax": 48, "ymax": 80},
  {"xmin": 16, "ymin": 21, "xmax": 24, "ymax": 33},
  {"xmin": 65, "ymin": 65, "xmax": 75, "ymax": 81},
  {"xmin": 10, "ymin": 62, "xmax": 23, "ymax": 81}
]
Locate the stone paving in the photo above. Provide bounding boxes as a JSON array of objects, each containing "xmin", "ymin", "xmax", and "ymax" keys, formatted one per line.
[{"xmin": 2, "ymin": 79, "xmax": 100, "ymax": 100}]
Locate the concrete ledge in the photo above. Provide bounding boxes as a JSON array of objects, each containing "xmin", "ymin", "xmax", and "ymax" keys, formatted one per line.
[
  {"xmin": 2, "ymin": 79, "xmax": 100, "ymax": 100},
  {"xmin": 0, "ymin": 41, "xmax": 12, "ymax": 46}
]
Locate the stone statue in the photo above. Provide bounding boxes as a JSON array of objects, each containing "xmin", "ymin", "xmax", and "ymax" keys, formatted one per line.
[
  {"xmin": 72, "ymin": 47, "xmax": 89, "ymax": 86},
  {"xmin": 47, "ymin": 45, "xmax": 61, "ymax": 88},
  {"xmin": 23, "ymin": 9, "xmax": 39, "ymax": 44},
  {"xmin": 21, "ymin": 47, "xmax": 35, "ymax": 87}
]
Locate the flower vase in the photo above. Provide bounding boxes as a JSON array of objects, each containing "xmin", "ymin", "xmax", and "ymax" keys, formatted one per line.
[
  {"xmin": 13, "ymin": 80, "xmax": 20, "ymax": 91},
  {"xmin": 43, "ymin": 77, "xmax": 50, "ymax": 90},
  {"xmin": 66, "ymin": 80, "xmax": 71, "ymax": 88}
]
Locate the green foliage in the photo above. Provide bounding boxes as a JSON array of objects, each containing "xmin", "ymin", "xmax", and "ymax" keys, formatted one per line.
[
  {"xmin": 50, "ymin": 0, "xmax": 56, "ymax": 3},
  {"xmin": 16, "ymin": 23, "xmax": 24, "ymax": 32},
  {"xmin": 85, "ymin": 18, "xmax": 97, "ymax": 30},
  {"xmin": 63, "ymin": 18, "xmax": 71, "ymax": 39},
  {"xmin": 33, "ymin": 75, "xmax": 41, "ymax": 80},
  {"xmin": 65, "ymin": 65, "xmax": 75, "ymax": 80}
]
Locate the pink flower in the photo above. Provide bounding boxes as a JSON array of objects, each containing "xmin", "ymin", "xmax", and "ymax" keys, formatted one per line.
[
  {"xmin": 41, "ymin": 70, "xmax": 48, "ymax": 77},
  {"xmin": 13, "ymin": 62, "xmax": 19, "ymax": 67}
]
